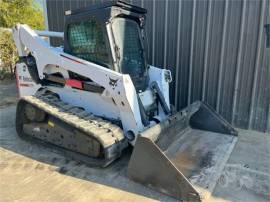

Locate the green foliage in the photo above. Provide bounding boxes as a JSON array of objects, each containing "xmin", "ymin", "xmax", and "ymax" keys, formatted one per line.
[
  {"xmin": 0, "ymin": 0, "xmax": 44, "ymax": 29},
  {"xmin": 0, "ymin": 0, "xmax": 44, "ymax": 79},
  {"xmin": 0, "ymin": 29, "xmax": 17, "ymax": 79}
]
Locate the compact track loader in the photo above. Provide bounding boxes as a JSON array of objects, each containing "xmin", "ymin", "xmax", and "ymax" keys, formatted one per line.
[{"xmin": 12, "ymin": 1, "xmax": 238, "ymax": 201}]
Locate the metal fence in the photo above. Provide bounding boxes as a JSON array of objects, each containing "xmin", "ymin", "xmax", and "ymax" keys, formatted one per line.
[{"xmin": 46, "ymin": 0, "xmax": 270, "ymax": 133}]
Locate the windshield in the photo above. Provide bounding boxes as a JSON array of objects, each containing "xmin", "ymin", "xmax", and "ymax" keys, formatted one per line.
[
  {"xmin": 67, "ymin": 20, "xmax": 111, "ymax": 68},
  {"xmin": 112, "ymin": 18, "xmax": 146, "ymax": 78}
]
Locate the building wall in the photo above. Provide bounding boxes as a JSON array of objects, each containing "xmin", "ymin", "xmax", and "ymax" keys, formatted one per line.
[{"xmin": 46, "ymin": 0, "xmax": 270, "ymax": 132}]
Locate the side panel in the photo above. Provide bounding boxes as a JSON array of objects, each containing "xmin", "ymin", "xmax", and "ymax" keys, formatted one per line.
[
  {"xmin": 15, "ymin": 62, "xmax": 41, "ymax": 97},
  {"xmin": 47, "ymin": 86, "xmax": 120, "ymax": 121}
]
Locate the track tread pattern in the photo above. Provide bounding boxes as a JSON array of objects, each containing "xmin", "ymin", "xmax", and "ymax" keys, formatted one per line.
[{"xmin": 21, "ymin": 91, "xmax": 125, "ymax": 149}]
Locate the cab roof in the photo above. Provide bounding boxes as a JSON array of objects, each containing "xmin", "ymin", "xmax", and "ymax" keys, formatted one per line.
[{"xmin": 65, "ymin": 0, "xmax": 147, "ymax": 16}]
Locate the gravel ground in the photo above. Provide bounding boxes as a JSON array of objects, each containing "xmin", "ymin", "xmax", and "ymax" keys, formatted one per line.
[{"xmin": 0, "ymin": 80, "xmax": 269, "ymax": 202}]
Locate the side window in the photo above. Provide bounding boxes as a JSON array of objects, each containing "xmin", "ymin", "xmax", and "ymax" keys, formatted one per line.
[{"xmin": 67, "ymin": 20, "xmax": 110, "ymax": 68}]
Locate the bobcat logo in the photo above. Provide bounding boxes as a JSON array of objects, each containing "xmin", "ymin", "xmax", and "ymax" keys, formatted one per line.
[{"xmin": 109, "ymin": 77, "xmax": 118, "ymax": 89}]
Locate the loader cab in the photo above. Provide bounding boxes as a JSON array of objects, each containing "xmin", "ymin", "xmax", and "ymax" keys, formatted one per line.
[{"xmin": 64, "ymin": 0, "xmax": 149, "ymax": 91}]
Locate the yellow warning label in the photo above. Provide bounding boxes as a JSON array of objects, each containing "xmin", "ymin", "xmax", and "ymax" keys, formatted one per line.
[{"xmin": 48, "ymin": 120, "xmax": 54, "ymax": 127}]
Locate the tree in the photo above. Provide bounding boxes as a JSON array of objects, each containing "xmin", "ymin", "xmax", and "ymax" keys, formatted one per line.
[
  {"xmin": 0, "ymin": 0, "xmax": 44, "ymax": 79},
  {"xmin": 0, "ymin": 0, "xmax": 44, "ymax": 29},
  {"xmin": 0, "ymin": 29, "xmax": 17, "ymax": 78}
]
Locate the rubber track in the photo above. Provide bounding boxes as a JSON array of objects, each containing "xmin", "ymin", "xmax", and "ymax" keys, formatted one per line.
[{"xmin": 21, "ymin": 92, "xmax": 125, "ymax": 149}]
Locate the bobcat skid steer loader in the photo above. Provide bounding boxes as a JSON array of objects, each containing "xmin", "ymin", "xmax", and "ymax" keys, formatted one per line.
[{"xmin": 12, "ymin": 1, "xmax": 237, "ymax": 201}]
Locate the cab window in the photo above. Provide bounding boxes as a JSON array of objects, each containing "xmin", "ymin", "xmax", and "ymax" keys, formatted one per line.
[{"xmin": 67, "ymin": 20, "xmax": 111, "ymax": 68}]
